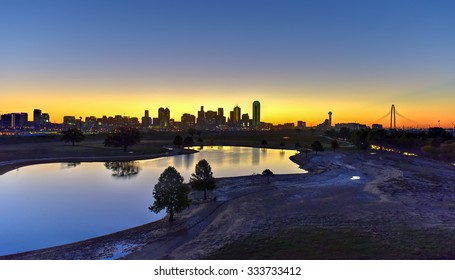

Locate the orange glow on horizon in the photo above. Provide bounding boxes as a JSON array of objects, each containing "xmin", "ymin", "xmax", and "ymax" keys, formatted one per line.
[{"xmin": 1, "ymin": 86, "xmax": 454, "ymax": 128}]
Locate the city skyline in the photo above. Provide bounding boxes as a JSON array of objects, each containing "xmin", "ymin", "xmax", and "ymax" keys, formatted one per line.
[
  {"xmin": 1, "ymin": 101, "xmax": 452, "ymax": 129},
  {"xmin": 1, "ymin": 1, "xmax": 454, "ymax": 127}
]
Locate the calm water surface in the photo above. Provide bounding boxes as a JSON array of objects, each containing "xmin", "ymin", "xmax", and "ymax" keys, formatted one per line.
[{"xmin": 0, "ymin": 146, "xmax": 304, "ymax": 255}]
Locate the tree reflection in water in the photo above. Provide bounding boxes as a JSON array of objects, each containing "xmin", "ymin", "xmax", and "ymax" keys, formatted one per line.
[
  {"xmin": 104, "ymin": 161, "xmax": 140, "ymax": 178},
  {"xmin": 61, "ymin": 162, "xmax": 81, "ymax": 169}
]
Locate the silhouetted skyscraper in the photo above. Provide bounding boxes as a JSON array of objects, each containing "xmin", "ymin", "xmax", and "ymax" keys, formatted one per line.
[
  {"xmin": 297, "ymin": 121, "xmax": 306, "ymax": 128},
  {"xmin": 229, "ymin": 110, "xmax": 234, "ymax": 126},
  {"xmin": 19, "ymin": 113, "xmax": 28, "ymax": 127},
  {"xmin": 205, "ymin": 110, "xmax": 217, "ymax": 129},
  {"xmin": 158, "ymin": 107, "xmax": 170, "ymax": 128},
  {"xmin": 217, "ymin": 107, "xmax": 226, "ymax": 125},
  {"xmin": 241, "ymin": 113, "xmax": 250, "ymax": 127},
  {"xmin": 0, "ymin": 113, "xmax": 17, "ymax": 128},
  {"xmin": 142, "ymin": 110, "xmax": 151, "ymax": 127},
  {"xmin": 41, "ymin": 113, "xmax": 50, "ymax": 125},
  {"xmin": 197, "ymin": 106, "xmax": 206, "ymax": 129},
  {"xmin": 33, "ymin": 109, "xmax": 42, "ymax": 127},
  {"xmin": 252, "ymin": 101, "xmax": 260, "ymax": 127},
  {"xmin": 233, "ymin": 105, "xmax": 241, "ymax": 126},
  {"xmin": 181, "ymin": 113, "xmax": 196, "ymax": 129},
  {"xmin": 63, "ymin": 116, "xmax": 76, "ymax": 126}
]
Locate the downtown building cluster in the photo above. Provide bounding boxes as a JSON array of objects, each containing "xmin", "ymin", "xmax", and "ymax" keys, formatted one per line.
[
  {"xmin": 0, "ymin": 101, "xmax": 272, "ymax": 134},
  {"xmin": 1, "ymin": 103, "xmax": 387, "ymax": 136},
  {"xmin": 0, "ymin": 109, "xmax": 55, "ymax": 134},
  {"xmin": 138, "ymin": 101, "xmax": 263, "ymax": 131}
]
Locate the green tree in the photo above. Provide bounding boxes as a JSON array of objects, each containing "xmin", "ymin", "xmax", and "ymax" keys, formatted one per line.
[
  {"xmin": 262, "ymin": 169, "xmax": 274, "ymax": 184},
  {"xmin": 61, "ymin": 128, "xmax": 85, "ymax": 146},
  {"xmin": 440, "ymin": 141, "xmax": 455, "ymax": 161},
  {"xmin": 351, "ymin": 129, "xmax": 370, "ymax": 150},
  {"xmin": 325, "ymin": 129, "xmax": 337, "ymax": 138},
  {"xmin": 188, "ymin": 127, "xmax": 196, "ymax": 137},
  {"xmin": 183, "ymin": 136, "xmax": 194, "ymax": 148},
  {"xmin": 366, "ymin": 129, "xmax": 387, "ymax": 147},
  {"xmin": 331, "ymin": 139, "xmax": 339, "ymax": 151},
  {"xmin": 428, "ymin": 127, "xmax": 452, "ymax": 141},
  {"xmin": 173, "ymin": 135, "xmax": 183, "ymax": 146},
  {"xmin": 339, "ymin": 127, "xmax": 351, "ymax": 139},
  {"xmin": 311, "ymin": 140, "xmax": 324, "ymax": 154},
  {"xmin": 104, "ymin": 126, "xmax": 142, "ymax": 152},
  {"xmin": 149, "ymin": 166, "xmax": 190, "ymax": 222},
  {"xmin": 295, "ymin": 128, "xmax": 301, "ymax": 143},
  {"xmin": 304, "ymin": 144, "xmax": 310, "ymax": 159},
  {"xmin": 421, "ymin": 145, "xmax": 439, "ymax": 159},
  {"xmin": 190, "ymin": 159, "xmax": 216, "ymax": 200}
]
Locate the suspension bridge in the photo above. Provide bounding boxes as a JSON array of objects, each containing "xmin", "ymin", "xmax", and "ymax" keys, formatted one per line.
[{"xmin": 373, "ymin": 104, "xmax": 421, "ymax": 129}]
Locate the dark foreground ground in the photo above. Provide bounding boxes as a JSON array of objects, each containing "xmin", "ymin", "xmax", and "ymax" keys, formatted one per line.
[{"xmin": 1, "ymin": 145, "xmax": 454, "ymax": 260}]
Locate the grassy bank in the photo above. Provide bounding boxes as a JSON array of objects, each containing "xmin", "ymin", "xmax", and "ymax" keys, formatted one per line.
[
  {"xmin": 208, "ymin": 227, "xmax": 455, "ymax": 260},
  {"xmin": 0, "ymin": 130, "xmax": 333, "ymax": 166}
]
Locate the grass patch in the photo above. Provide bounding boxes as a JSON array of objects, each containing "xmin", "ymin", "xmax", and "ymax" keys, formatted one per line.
[{"xmin": 207, "ymin": 227, "xmax": 455, "ymax": 260}]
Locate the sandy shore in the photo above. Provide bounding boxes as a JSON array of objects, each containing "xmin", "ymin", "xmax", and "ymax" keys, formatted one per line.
[{"xmin": 1, "ymin": 149, "xmax": 454, "ymax": 259}]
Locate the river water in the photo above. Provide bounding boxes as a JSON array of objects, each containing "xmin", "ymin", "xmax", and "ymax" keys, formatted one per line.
[{"xmin": 0, "ymin": 146, "xmax": 305, "ymax": 255}]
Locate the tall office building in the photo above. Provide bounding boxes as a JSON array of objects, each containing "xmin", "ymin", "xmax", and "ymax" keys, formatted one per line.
[
  {"xmin": 241, "ymin": 113, "xmax": 250, "ymax": 127},
  {"xmin": 158, "ymin": 107, "xmax": 164, "ymax": 126},
  {"xmin": 217, "ymin": 108, "xmax": 224, "ymax": 118},
  {"xmin": 33, "ymin": 109, "xmax": 42, "ymax": 127},
  {"xmin": 158, "ymin": 107, "xmax": 170, "ymax": 128},
  {"xmin": 197, "ymin": 106, "xmax": 206, "ymax": 128},
  {"xmin": 252, "ymin": 101, "xmax": 260, "ymax": 127},
  {"xmin": 229, "ymin": 110, "xmax": 234, "ymax": 126},
  {"xmin": 181, "ymin": 113, "xmax": 196, "ymax": 129},
  {"xmin": 205, "ymin": 110, "xmax": 218, "ymax": 129},
  {"xmin": 63, "ymin": 116, "xmax": 76, "ymax": 126},
  {"xmin": 0, "ymin": 113, "xmax": 18, "ymax": 128},
  {"xmin": 41, "ymin": 113, "xmax": 50, "ymax": 125},
  {"xmin": 217, "ymin": 107, "xmax": 226, "ymax": 125},
  {"xmin": 19, "ymin": 113, "xmax": 28, "ymax": 127},
  {"xmin": 233, "ymin": 105, "xmax": 241, "ymax": 126},
  {"xmin": 142, "ymin": 110, "xmax": 151, "ymax": 127}
]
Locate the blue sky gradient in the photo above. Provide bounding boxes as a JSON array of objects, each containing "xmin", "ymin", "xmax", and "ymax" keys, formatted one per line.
[{"xmin": 1, "ymin": 0, "xmax": 454, "ymax": 126}]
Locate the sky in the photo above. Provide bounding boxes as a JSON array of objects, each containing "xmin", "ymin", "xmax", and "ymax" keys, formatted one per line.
[{"xmin": 1, "ymin": 0, "xmax": 454, "ymax": 128}]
